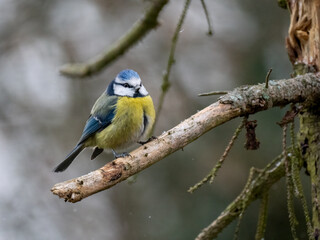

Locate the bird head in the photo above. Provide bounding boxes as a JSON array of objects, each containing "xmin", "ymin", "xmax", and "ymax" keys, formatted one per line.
[{"xmin": 108, "ymin": 69, "xmax": 149, "ymax": 97}]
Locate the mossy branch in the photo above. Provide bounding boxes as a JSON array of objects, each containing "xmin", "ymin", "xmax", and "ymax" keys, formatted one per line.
[
  {"xmin": 233, "ymin": 167, "xmax": 258, "ymax": 240},
  {"xmin": 255, "ymin": 191, "xmax": 269, "ymax": 240},
  {"xmin": 282, "ymin": 125, "xmax": 299, "ymax": 240},
  {"xmin": 298, "ymin": 103, "xmax": 320, "ymax": 236},
  {"xmin": 291, "ymin": 144, "xmax": 313, "ymax": 239},
  {"xmin": 52, "ymin": 74, "xmax": 320, "ymax": 203},
  {"xmin": 59, "ymin": 0, "xmax": 169, "ymax": 78},
  {"xmin": 195, "ymin": 152, "xmax": 288, "ymax": 240}
]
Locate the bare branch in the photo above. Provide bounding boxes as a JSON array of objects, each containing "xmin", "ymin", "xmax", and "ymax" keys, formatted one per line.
[
  {"xmin": 265, "ymin": 68, "xmax": 272, "ymax": 88},
  {"xmin": 198, "ymin": 91, "xmax": 228, "ymax": 96},
  {"xmin": 59, "ymin": 0, "xmax": 169, "ymax": 78},
  {"xmin": 51, "ymin": 74, "xmax": 320, "ymax": 203},
  {"xmin": 200, "ymin": 0, "xmax": 213, "ymax": 36}
]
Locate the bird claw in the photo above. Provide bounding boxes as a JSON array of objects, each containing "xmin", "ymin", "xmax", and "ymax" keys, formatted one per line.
[
  {"xmin": 112, "ymin": 149, "xmax": 131, "ymax": 158},
  {"xmin": 138, "ymin": 136, "xmax": 157, "ymax": 145}
]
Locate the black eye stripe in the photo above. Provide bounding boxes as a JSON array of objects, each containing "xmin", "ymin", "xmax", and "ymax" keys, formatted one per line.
[{"xmin": 114, "ymin": 82, "xmax": 132, "ymax": 88}]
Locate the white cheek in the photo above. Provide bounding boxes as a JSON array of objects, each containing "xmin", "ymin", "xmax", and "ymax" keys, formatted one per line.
[
  {"xmin": 114, "ymin": 85, "xmax": 134, "ymax": 97},
  {"xmin": 139, "ymin": 85, "xmax": 149, "ymax": 96}
]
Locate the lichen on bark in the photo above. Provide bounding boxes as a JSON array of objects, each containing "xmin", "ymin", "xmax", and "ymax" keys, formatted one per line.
[{"xmin": 298, "ymin": 102, "xmax": 320, "ymax": 236}]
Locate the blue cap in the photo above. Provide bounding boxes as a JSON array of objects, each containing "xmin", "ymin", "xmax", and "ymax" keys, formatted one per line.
[{"xmin": 117, "ymin": 69, "xmax": 140, "ymax": 80}]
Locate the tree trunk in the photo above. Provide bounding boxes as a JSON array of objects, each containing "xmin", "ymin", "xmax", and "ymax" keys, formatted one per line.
[{"xmin": 287, "ymin": 0, "xmax": 320, "ymax": 237}]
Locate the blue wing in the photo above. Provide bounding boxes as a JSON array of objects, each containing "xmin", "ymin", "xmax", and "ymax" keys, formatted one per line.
[{"xmin": 77, "ymin": 94, "xmax": 118, "ymax": 145}]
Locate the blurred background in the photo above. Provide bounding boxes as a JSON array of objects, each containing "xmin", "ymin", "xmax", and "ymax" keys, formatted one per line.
[{"xmin": 0, "ymin": 0, "xmax": 306, "ymax": 239}]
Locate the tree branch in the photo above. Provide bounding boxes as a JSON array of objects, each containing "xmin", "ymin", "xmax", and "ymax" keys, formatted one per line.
[
  {"xmin": 200, "ymin": 0, "xmax": 213, "ymax": 36},
  {"xmin": 195, "ymin": 153, "xmax": 286, "ymax": 240},
  {"xmin": 59, "ymin": 0, "xmax": 169, "ymax": 78},
  {"xmin": 51, "ymin": 73, "xmax": 320, "ymax": 203}
]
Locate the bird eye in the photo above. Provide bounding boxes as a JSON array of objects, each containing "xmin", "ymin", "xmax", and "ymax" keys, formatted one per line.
[{"xmin": 123, "ymin": 83, "xmax": 130, "ymax": 88}]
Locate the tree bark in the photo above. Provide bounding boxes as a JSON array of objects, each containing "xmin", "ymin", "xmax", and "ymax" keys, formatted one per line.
[
  {"xmin": 287, "ymin": 0, "xmax": 320, "ymax": 237},
  {"xmin": 286, "ymin": 0, "xmax": 320, "ymax": 73}
]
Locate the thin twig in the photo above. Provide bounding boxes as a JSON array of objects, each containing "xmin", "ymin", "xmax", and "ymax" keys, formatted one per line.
[
  {"xmin": 255, "ymin": 191, "xmax": 269, "ymax": 240},
  {"xmin": 283, "ymin": 125, "xmax": 299, "ymax": 240},
  {"xmin": 233, "ymin": 213, "xmax": 243, "ymax": 240},
  {"xmin": 188, "ymin": 117, "xmax": 246, "ymax": 193},
  {"xmin": 154, "ymin": 0, "xmax": 192, "ymax": 129},
  {"xmin": 59, "ymin": 0, "xmax": 169, "ymax": 78},
  {"xmin": 290, "ymin": 147, "xmax": 313, "ymax": 239},
  {"xmin": 265, "ymin": 68, "xmax": 272, "ymax": 88},
  {"xmin": 290, "ymin": 112, "xmax": 296, "ymax": 146},
  {"xmin": 280, "ymin": 106, "xmax": 312, "ymax": 238},
  {"xmin": 198, "ymin": 91, "xmax": 228, "ymax": 97},
  {"xmin": 233, "ymin": 167, "xmax": 258, "ymax": 240},
  {"xmin": 200, "ymin": 0, "xmax": 213, "ymax": 35}
]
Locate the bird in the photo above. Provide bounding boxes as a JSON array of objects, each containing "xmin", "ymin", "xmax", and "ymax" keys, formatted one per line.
[{"xmin": 54, "ymin": 69, "xmax": 155, "ymax": 172}]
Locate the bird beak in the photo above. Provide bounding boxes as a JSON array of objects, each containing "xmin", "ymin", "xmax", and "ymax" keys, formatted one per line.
[{"xmin": 135, "ymin": 84, "xmax": 142, "ymax": 91}]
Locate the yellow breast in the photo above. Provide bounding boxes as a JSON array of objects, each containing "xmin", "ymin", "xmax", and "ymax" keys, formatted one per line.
[{"xmin": 93, "ymin": 96, "xmax": 155, "ymax": 150}]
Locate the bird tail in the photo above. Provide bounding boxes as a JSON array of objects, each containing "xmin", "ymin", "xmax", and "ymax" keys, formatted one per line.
[{"xmin": 53, "ymin": 144, "xmax": 85, "ymax": 172}]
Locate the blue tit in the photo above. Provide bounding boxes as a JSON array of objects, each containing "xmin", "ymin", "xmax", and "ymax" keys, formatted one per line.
[{"xmin": 54, "ymin": 69, "xmax": 155, "ymax": 172}]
